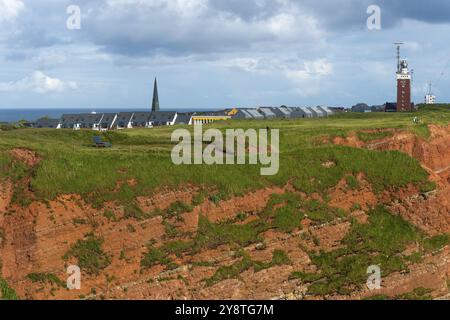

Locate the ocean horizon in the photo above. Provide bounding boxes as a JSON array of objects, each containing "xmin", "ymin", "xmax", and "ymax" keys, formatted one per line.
[{"xmin": 0, "ymin": 108, "xmax": 217, "ymax": 123}]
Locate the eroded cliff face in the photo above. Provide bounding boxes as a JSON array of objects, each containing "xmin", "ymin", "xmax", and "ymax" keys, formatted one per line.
[{"xmin": 1, "ymin": 126, "xmax": 450, "ymax": 300}]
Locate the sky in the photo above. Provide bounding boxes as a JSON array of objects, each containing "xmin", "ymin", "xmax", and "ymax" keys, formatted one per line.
[{"xmin": 0, "ymin": 0, "xmax": 450, "ymax": 110}]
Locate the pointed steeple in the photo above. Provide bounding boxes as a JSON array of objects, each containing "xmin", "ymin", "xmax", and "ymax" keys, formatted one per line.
[{"xmin": 152, "ymin": 78, "xmax": 160, "ymax": 112}]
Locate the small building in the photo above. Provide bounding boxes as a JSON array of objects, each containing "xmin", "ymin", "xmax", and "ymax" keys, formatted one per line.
[
  {"xmin": 232, "ymin": 109, "xmax": 254, "ymax": 119},
  {"xmin": 351, "ymin": 103, "xmax": 371, "ymax": 112},
  {"xmin": 425, "ymin": 94, "xmax": 436, "ymax": 105},
  {"xmin": 290, "ymin": 107, "xmax": 312, "ymax": 118},
  {"xmin": 79, "ymin": 113, "xmax": 103, "ymax": 130},
  {"xmin": 279, "ymin": 106, "xmax": 294, "ymax": 118},
  {"xmin": 116, "ymin": 112, "xmax": 134, "ymax": 129},
  {"xmin": 131, "ymin": 112, "xmax": 152, "ymax": 128},
  {"xmin": 148, "ymin": 111, "xmax": 177, "ymax": 126},
  {"xmin": 245, "ymin": 109, "xmax": 264, "ymax": 120},
  {"xmin": 258, "ymin": 107, "xmax": 277, "ymax": 119},
  {"xmin": 175, "ymin": 113, "xmax": 193, "ymax": 125},
  {"xmin": 189, "ymin": 111, "xmax": 231, "ymax": 125},
  {"xmin": 35, "ymin": 118, "xmax": 61, "ymax": 129},
  {"xmin": 317, "ymin": 106, "xmax": 334, "ymax": 116},
  {"xmin": 385, "ymin": 102, "xmax": 397, "ymax": 113},
  {"xmin": 309, "ymin": 106, "xmax": 325, "ymax": 117},
  {"xmin": 329, "ymin": 107, "xmax": 346, "ymax": 113},
  {"xmin": 60, "ymin": 114, "xmax": 82, "ymax": 130},
  {"xmin": 99, "ymin": 113, "xmax": 118, "ymax": 131},
  {"xmin": 268, "ymin": 107, "xmax": 289, "ymax": 119}
]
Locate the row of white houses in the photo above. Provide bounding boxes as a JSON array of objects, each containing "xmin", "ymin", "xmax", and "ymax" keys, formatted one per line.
[
  {"xmin": 34, "ymin": 111, "xmax": 180, "ymax": 131},
  {"xmin": 32, "ymin": 106, "xmax": 335, "ymax": 131}
]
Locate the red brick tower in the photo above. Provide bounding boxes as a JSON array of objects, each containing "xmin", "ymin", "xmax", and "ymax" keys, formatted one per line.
[{"xmin": 396, "ymin": 59, "xmax": 412, "ymax": 112}]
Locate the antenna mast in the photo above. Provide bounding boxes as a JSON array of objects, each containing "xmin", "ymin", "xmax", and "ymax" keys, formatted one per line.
[{"xmin": 394, "ymin": 42, "xmax": 404, "ymax": 73}]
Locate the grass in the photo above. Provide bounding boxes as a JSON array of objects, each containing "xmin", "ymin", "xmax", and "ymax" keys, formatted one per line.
[
  {"xmin": 63, "ymin": 233, "xmax": 111, "ymax": 275},
  {"xmin": 205, "ymin": 249, "xmax": 291, "ymax": 286},
  {"xmin": 365, "ymin": 287, "xmax": 433, "ymax": 300},
  {"xmin": 164, "ymin": 201, "xmax": 193, "ymax": 219},
  {"xmin": 345, "ymin": 175, "xmax": 360, "ymax": 190},
  {"xmin": 253, "ymin": 249, "xmax": 291, "ymax": 272},
  {"xmin": 419, "ymin": 181, "xmax": 437, "ymax": 193},
  {"xmin": 141, "ymin": 239, "xmax": 195, "ymax": 270},
  {"xmin": 291, "ymin": 208, "xmax": 448, "ymax": 297},
  {"xmin": 193, "ymin": 215, "xmax": 267, "ymax": 250},
  {"xmin": 141, "ymin": 214, "xmax": 268, "ymax": 270},
  {"xmin": 0, "ymin": 276, "xmax": 18, "ymax": 300},
  {"xmin": 422, "ymin": 234, "xmax": 450, "ymax": 252},
  {"xmin": 141, "ymin": 246, "xmax": 177, "ymax": 270},
  {"xmin": 26, "ymin": 273, "xmax": 66, "ymax": 288},
  {"xmin": 0, "ymin": 153, "xmax": 29, "ymax": 182},
  {"xmin": 395, "ymin": 287, "xmax": 433, "ymax": 300},
  {"xmin": 204, "ymin": 250, "xmax": 254, "ymax": 287},
  {"xmin": 262, "ymin": 193, "xmax": 343, "ymax": 232},
  {"xmin": 1, "ymin": 106, "xmax": 446, "ymax": 208},
  {"xmin": 293, "ymin": 206, "xmax": 423, "ymax": 296}
]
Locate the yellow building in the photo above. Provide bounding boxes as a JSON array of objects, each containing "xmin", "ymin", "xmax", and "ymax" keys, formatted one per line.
[{"xmin": 190, "ymin": 115, "xmax": 231, "ymax": 125}]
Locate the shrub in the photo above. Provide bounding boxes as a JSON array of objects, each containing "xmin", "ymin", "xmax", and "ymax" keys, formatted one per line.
[
  {"xmin": 26, "ymin": 273, "xmax": 65, "ymax": 288},
  {"xmin": 63, "ymin": 234, "xmax": 111, "ymax": 275},
  {"xmin": 0, "ymin": 276, "xmax": 18, "ymax": 300},
  {"xmin": 295, "ymin": 207, "xmax": 423, "ymax": 296},
  {"xmin": 422, "ymin": 234, "xmax": 450, "ymax": 252}
]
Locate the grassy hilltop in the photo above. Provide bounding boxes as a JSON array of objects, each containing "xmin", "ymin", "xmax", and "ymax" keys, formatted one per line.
[
  {"xmin": 1, "ymin": 105, "xmax": 448, "ymax": 207},
  {"xmin": 0, "ymin": 104, "xmax": 450, "ymax": 300}
]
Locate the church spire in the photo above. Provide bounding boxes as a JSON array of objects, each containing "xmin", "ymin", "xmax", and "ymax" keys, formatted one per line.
[{"xmin": 152, "ymin": 77, "xmax": 160, "ymax": 112}]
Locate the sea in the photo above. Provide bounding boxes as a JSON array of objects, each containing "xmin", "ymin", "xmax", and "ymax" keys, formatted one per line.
[{"xmin": 0, "ymin": 108, "xmax": 208, "ymax": 123}]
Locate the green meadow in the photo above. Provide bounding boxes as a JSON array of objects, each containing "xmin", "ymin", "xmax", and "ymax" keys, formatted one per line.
[{"xmin": 1, "ymin": 105, "xmax": 449, "ymax": 208}]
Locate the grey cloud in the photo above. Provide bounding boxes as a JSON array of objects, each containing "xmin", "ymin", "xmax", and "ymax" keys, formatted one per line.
[
  {"xmin": 299, "ymin": 0, "xmax": 450, "ymax": 30},
  {"xmin": 82, "ymin": 0, "xmax": 321, "ymax": 56},
  {"xmin": 5, "ymin": 0, "xmax": 450, "ymax": 59},
  {"xmin": 208, "ymin": 0, "xmax": 285, "ymax": 20}
]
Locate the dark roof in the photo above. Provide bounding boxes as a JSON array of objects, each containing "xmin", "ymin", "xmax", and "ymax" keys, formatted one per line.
[
  {"xmin": 245, "ymin": 109, "xmax": 264, "ymax": 119},
  {"xmin": 290, "ymin": 107, "xmax": 310, "ymax": 118},
  {"xmin": 258, "ymin": 107, "xmax": 277, "ymax": 118},
  {"xmin": 352, "ymin": 103, "xmax": 371, "ymax": 112},
  {"xmin": 81, "ymin": 113, "xmax": 103, "ymax": 125},
  {"xmin": 317, "ymin": 106, "xmax": 333, "ymax": 115},
  {"xmin": 193, "ymin": 110, "xmax": 229, "ymax": 117},
  {"xmin": 116, "ymin": 112, "xmax": 134, "ymax": 122},
  {"xmin": 100, "ymin": 113, "xmax": 117, "ymax": 126},
  {"xmin": 35, "ymin": 118, "xmax": 60, "ymax": 128},
  {"xmin": 132, "ymin": 112, "xmax": 152, "ymax": 122},
  {"xmin": 61, "ymin": 114, "xmax": 81, "ymax": 123},
  {"xmin": 385, "ymin": 102, "xmax": 397, "ymax": 112},
  {"xmin": 175, "ymin": 113, "xmax": 192, "ymax": 124},
  {"xmin": 233, "ymin": 109, "xmax": 253, "ymax": 119},
  {"xmin": 149, "ymin": 111, "xmax": 177, "ymax": 122},
  {"xmin": 269, "ymin": 108, "xmax": 287, "ymax": 117},
  {"xmin": 61, "ymin": 113, "xmax": 102, "ymax": 125},
  {"xmin": 307, "ymin": 107, "xmax": 319, "ymax": 116}
]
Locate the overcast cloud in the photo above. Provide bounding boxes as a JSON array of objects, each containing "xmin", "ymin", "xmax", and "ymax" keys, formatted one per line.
[{"xmin": 1, "ymin": 0, "xmax": 450, "ymax": 109}]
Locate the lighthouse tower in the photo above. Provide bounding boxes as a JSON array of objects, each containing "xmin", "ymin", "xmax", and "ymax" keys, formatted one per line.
[{"xmin": 396, "ymin": 59, "xmax": 412, "ymax": 112}]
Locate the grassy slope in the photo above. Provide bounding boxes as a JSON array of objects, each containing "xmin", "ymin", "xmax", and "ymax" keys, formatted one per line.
[{"xmin": 1, "ymin": 105, "xmax": 448, "ymax": 207}]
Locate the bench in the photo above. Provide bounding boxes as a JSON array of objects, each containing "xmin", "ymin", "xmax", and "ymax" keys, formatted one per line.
[{"xmin": 92, "ymin": 136, "xmax": 112, "ymax": 148}]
